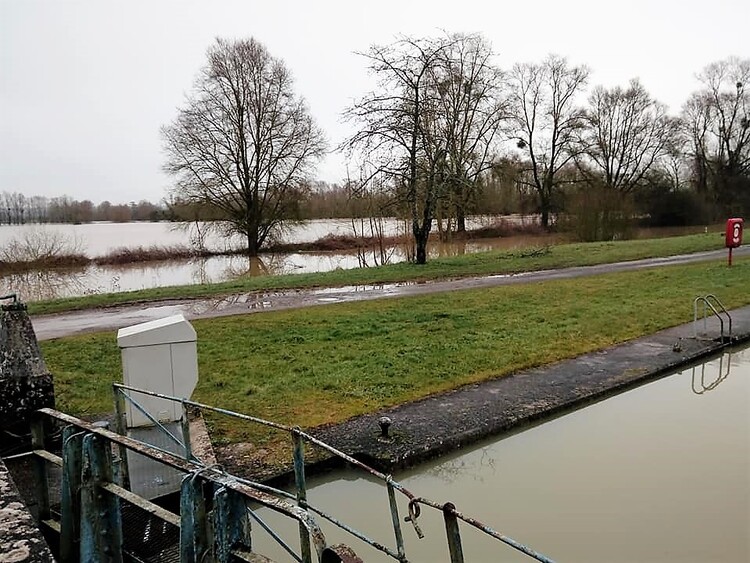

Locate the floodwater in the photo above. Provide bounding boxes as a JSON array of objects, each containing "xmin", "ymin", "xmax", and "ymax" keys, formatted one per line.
[
  {"xmin": 0, "ymin": 217, "xmax": 557, "ymax": 301},
  {"xmin": 250, "ymin": 348, "xmax": 750, "ymax": 563},
  {"xmin": 0, "ymin": 219, "xmax": 712, "ymax": 301}
]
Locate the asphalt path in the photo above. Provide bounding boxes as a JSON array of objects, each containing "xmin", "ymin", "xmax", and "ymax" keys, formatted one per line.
[{"xmin": 31, "ymin": 246, "xmax": 750, "ymax": 341}]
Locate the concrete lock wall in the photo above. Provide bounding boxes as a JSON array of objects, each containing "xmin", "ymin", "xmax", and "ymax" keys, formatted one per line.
[{"xmin": 0, "ymin": 300, "xmax": 55, "ymax": 447}]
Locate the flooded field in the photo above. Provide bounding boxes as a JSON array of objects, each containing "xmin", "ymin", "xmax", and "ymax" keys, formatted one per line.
[
  {"xmin": 0, "ymin": 219, "xmax": 712, "ymax": 301},
  {"xmin": 251, "ymin": 348, "xmax": 749, "ymax": 562}
]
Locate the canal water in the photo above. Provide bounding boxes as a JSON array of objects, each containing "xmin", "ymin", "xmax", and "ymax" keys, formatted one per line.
[{"xmin": 251, "ymin": 347, "xmax": 749, "ymax": 562}]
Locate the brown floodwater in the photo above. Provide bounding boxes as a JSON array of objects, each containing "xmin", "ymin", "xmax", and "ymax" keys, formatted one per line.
[
  {"xmin": 0, "ymin": 220, "xmax": 716, "ymax": 301},
  {"xmin": 250, "ymin": 348, "xmax": 750, "ymax": 562}
]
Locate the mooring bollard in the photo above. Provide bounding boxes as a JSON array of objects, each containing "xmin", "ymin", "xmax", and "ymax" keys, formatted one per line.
[{"xmin": 0, "ymin": 294, "xmax": 55, "ymax": 452}]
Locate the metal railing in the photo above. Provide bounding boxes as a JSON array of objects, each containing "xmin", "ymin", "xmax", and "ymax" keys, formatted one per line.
[
  {"xmin": 16, "ymin": 385, "xmax": 556, "ymax": 562},
  {"xmin": 112, "ymin": 383, "xmax": 555, "ymax": 562},
  {"xmin": 693, "ymin": 294, "xmax": 733, "ymax": 343}
]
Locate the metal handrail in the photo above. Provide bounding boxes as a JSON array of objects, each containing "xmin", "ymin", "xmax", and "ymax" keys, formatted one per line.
[
  {"xmin": 693, "ymin": 296, "xmax": 732, "ymax": 342},
  {"xmin": 705, "ymin": 294, "xmax": 733, "ymax": 341},
  {"xmin": 111, "ymin": 383, "xmax": 556, "ymax": 563}
]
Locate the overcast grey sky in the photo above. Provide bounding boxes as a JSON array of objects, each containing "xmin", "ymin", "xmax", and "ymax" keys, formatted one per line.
[{"xmin": 1, "ymin": 0, "xmax": 748, "ymax": 204}]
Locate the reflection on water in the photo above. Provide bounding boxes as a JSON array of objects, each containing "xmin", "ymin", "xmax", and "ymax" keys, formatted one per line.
[
  {"xmin": 0, "ymin": 232, "xmax": 569, "ymax": 302},
  {"xmin": 0, "ymin": 221, "xmax": 721, "ymax": 303},
  {"xmin": 691, "ymin": 350, "xmax": 733, "ymax": 394},
  {"xmin": 251, "ymin": 348, "xmax": 749, "ymax": 563},
  {"xmin": 0, "ymin": 269, "xmax": 92, "ymax": 301}
]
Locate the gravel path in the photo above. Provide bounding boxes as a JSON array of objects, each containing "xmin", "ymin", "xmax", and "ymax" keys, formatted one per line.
[{"xmin": 32, "ymin": 246, "xmax": 749, "ymax": 340}]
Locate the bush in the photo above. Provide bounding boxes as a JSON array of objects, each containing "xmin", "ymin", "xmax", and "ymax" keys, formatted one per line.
[{"xmin": 559, "ymin": 186, "xmax": 635, "ymax": 242}]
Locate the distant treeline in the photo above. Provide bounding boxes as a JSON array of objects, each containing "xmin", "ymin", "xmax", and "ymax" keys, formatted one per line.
[
  {"xmin": 0, "ymin": 157, "xmax": 739, "ymax": 236},
  {"xmin": 0, "ymin": 193, "xmax": 169, "ymax": 225}
]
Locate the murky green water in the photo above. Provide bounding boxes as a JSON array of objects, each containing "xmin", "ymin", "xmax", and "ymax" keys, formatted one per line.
[{"xmin": 252, "ymin": 348, "xmax": 750, "ymax": 562}]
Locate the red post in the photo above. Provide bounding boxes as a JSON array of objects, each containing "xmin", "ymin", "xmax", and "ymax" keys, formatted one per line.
[{"xmin": 725, "ymin": 218, "xmax": 744, "ymax": 267}]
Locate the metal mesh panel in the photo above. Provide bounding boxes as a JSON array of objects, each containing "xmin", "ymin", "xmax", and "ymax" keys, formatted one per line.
[{"xmin": 120, "ymin": 500, "xmax": 180, "ymax": 563}]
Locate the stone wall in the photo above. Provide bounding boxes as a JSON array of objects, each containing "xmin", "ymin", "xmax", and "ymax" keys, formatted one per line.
[
  {"xmin": 0, "ymin": 302, "xmax": 55, "ymax": 448},
  {"xmin": 0, "ymin": 458, "xmax": 54, "ymax": 562}
]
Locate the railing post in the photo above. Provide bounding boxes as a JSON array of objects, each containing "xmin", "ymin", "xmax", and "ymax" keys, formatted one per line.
[
  {"xmin": 180, "ymin": 474, "xmax": 211, "ymax": 563},
  {"xmin": 80, "ymin": 433, "xmax": 123, "ymax": 562},
  {"xmin": 386, "ymin": 478, "xmax": 407, "ymax": 561},
  {"xmin": 443, "ymin": 502, "xmax": 465, "ymax": 563},
  {"xmin": 181, "ymin": 400, "xmax": 193, "ymax": 461},
  {"xmin": 293, "ymin": 427, "xmax": 313, "ymax": 563},
  {"xmin": 30, "ymin": 415, "xmax": 50, "ymax": 523},
  {"xmin": 213, "ymin": 486, "xmax": 252, "ymax": 562},
  {"xmin": 60, "ymin": 426, "xmax": 84, "ymax": 562},
  {"xmin": 113, "ymin": 385, "xmax": 131, "ymax": 489}
]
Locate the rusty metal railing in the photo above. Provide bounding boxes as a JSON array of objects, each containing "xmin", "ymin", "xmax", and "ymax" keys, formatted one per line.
[
  {"xmin": 23, "ymin": 408, "xmax": 348, "ymax": 563},
  {"xmin": 111, "ymin": 383, "xmax": 556, "ymax": 563}
]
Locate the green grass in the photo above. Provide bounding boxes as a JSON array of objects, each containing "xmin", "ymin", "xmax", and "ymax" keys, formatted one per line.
[
  {"xmin": 29, "ymin": 231, "xmax": 726, "ymax": 315},
  {"xmin": 42, "ymin": 256, "xmax": 750, "ymax": 445}
]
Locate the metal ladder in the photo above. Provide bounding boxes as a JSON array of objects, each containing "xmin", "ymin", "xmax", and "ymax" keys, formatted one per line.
[{"xmin": 693, "ymin": 294, "xmax": 733, "ymax": 343}]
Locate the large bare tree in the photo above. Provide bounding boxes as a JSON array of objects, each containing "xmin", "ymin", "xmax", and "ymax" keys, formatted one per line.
[
  {"xmin": 682, "ymin": 57, "xmax": 750, "ymax": 213},
  {"xmin": 508, "ymin": 55, "xmax": 589, "ymax": 228},
  {"xmin": 162, "ymin": 38, "xmax": 326, "ymax": 256},
  {"xmin": 342, "ymin": 35, "xmax": 451, "ymax": 264},
  {"xmin": 580, "ymin": 79, "xmax": 679, "ymax": 193},
  {"xmin": 431, "ymin": 34, "xmax": 507, "ymax": 233}
]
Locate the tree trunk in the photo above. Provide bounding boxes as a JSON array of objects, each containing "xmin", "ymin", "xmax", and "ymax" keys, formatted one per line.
[
  {"xmin": 413, "ymin": 224, "xmax": 430, "ymax": 265},
  {"xmin": 415, "ymin": 237, "xmax": 428, "ymax": 264},
  {"xmin": 246, "ymin": 228, "xmax": 259, "ymax": 257},
  {"xmin": 456, "ymin": 207, "xmax": 466, "ymax": 233},
  {"xmin": 540, "ymin": 207, "xmax": 549, "ymax": 229}
]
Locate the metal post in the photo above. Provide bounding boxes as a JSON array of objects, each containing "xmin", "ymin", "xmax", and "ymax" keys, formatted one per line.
[
  {"xmin": 293, "ymin": 428, "xmax": 313, "ymax": 563},
  {"xmin": 113, "ymin": 385, "xmax": 131, "ymax": 489},
  {"xmin": 443, "ymin": 502, "xmax": 465, "ymax": 563},
  {"xmin": 213, "ymin": 486, "xmax": 252, "ymax": 562},
  {"xmin": 386, "ymin": 478, "xmax": 407, "ymax": 561},
  {"xmin": 30, "ymin": 416, "xmax": 50, "ymax": 522},
  {"xmin": 729, "ymin": 246, "xmax": 733, "ymax": 266},
  {"xmin": 181, "ymin": 400, "xmax": 193, "ymax": 461},
  {"xmin": 60, "ymin": 426, "xmax": 84, "ymax": 562},
  {"xmin": 80, "ymin": 433, "xmax": 124, "ymax": 563},
  {"xmin": 180, "ymin": 474, "xmax": 210, "ymax": 563}
]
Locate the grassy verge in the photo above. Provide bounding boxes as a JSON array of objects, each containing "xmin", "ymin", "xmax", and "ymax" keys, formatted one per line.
[
  {"xmin": 42, "ymin": 257, "xmax": 750, "ymax": 448},
  {"xmin": 29, "ymin": 232, "xmax": 725, "ymax": 315}
]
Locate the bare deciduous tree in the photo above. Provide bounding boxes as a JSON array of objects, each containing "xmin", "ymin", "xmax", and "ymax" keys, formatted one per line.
[
  {"xmin": 580, "ymin": 79, "xmax": 679, "ymax": 193},
  {"xmin": 682, "ymin": 57, "xmax": 750, "ymax": 212},
  {"xmin": 342, "ymin": 35, "xmax": 452, "ymax": 264},
  {"xmin": 431, "ymin": 34, "xmax": 507, "ymax": 233},
  {"xmin": 343, "ymin": 33, "xmax": 505, "ymax": 262},
  {"xmin": 162, "ymin": 38, "xmax": 327, "ymax": 256},
  {"xmin": 508, "ymin": 55, "xmax": 589, "ymax": 228}
]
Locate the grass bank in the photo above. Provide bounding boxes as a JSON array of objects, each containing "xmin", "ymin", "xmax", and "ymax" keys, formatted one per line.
[
  {"xmin": 29, "ymin": 232, "xmax": 725, "ymax": 315},
  {"xmin": 42, "ymin": 257, "xmax": 750, "ymax": 448}
]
